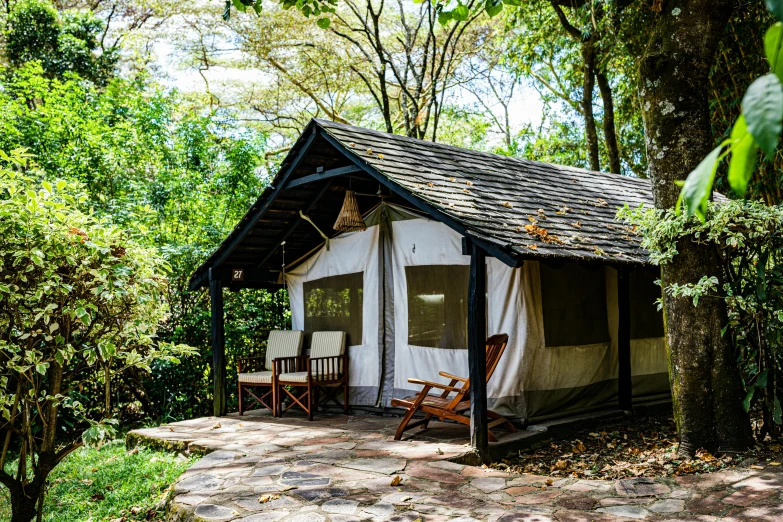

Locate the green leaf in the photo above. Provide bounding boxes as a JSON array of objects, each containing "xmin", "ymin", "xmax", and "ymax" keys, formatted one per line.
[
  {"xmin": 232, "ymin": 0, "xmax": 247, "ymax": 12},
  {"xmin": 677, "ymin": 145, "xmax": 722, "ymax": 221},
  {"xmin": 765, "ymin": 23, "xmax": 783, "ymax": 82},
  {"xmin": 503, "ymin": 0, "xmax": 522, "ymax": 5},
  {"xmin": 316, "ymin": 17, "xmax": 331, "ymax": 29},
  {"xmin": 758, "ymin": 369, "xmax": 769, "ymax": 388},
  {"xmin": 485, "ymin": 0, "xmax": 503, "ymax": 17},
  {"xmin": 766, "ymin": 0, "xmax": 783, "ymax": 21},
  {"xmin": 743, "ymin": 386, "xmax": 755, "ymax": 412},
  {"xmin": 727, "ymin": 115, "xmax": 758, "ymax": 197},
  {"xmin": 742, "ymin": 73, "xmax": 783, "ymax": 159},
  {"xmin": 253, "ymin": 1, "xmax": 262, "ymax": 14},
  {"xmin": 438, "ymin": 10, "xmax": 452, "ymax": 25},
  {"xmin": 451, "ymin": 4, "xmax": 469, "ymax": 21}
]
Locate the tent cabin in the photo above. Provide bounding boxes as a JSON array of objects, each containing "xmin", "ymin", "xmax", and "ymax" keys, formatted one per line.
[{"xmin": 188, "ymin": 118, "xmax": 667, "ymax": 458}]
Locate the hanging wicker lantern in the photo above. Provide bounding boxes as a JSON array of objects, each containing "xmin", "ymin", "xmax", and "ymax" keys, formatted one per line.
[{"xmin": 333, "ymin": 190, "xmax": 366, "ymax": 232}]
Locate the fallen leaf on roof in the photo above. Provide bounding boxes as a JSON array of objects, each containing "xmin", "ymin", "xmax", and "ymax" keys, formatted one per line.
[
  {"xmin": 556, "ymin": 206, "xmax": 571, "ymax": 215},
  {"xmin": 595, "ymin": 198, "xmax": 608, "ymax": 207},
  {"xmin": 349, "ymin": 142, "xmax": 356, "ymax": 147},
  {"xmin": 377, "ymin": 153, "xmax": 384, "ymax": 159},
  {"xmin": 593, "ymin": 246, "xmax": 606, "ymax": 256},
  {"xmin": 524, "ymin": 224, "xmax": 564, "ymax": 244},
  {"xmin": 466, "ymin": 180, "xmax": 473, "ymax": 186},
  {"xmin": 463, "ymin": 188, "xmax": 469, "ymax": 193},
  {"xmin": 528, "ymin": 244, "xmax": 537, "ymax": 250},
  {"xmin": 427, "ymin": 182, "xmax": 434, "ymax": 187},
  {"xmin": 449, "ymin": 177, "xmax": 456, "ymax": 182},
  {"xmin": 366, "ymin": 148, "xmax": 373, "ymax": 154},
  {"xmin": 571, "ymin": 221, "xmax": 582, "ymax": 229}
]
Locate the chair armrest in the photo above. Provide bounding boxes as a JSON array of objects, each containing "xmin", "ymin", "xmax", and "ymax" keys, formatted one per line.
[
  {"xmin": 438, "ymin": 371, "xmax": 467, "ymax": 382},
  {"xmin": 308, "ymin": 355, "xmax": 346, "ymax": 380},
  {"xmin": 273, "ymin": 356, "xmax": 303, "ymax": 375},
  {"xmin": 407, "ymin": 378, "xmax": 462, "ymax": 394}
]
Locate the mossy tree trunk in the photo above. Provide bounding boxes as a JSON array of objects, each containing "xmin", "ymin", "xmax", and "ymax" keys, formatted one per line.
[{"xmin": 639, "ymin": 0, "xmax": 753, "ymax": 456}]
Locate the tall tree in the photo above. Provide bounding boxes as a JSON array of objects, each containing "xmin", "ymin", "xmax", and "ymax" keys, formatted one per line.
[{"xmin": 637, "ymin": 0, "xmax": 753, "ymax": 455}]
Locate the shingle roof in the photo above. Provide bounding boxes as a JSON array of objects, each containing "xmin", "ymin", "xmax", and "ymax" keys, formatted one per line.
[
  {"xmin": 316, "ymin": 119, "xmax": 651, "ymax": 265},
  {"xmin": 188, "ymin": 119, "xmax": 658, "ymax": 290}
]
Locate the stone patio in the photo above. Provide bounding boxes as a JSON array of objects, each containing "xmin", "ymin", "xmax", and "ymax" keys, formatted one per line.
[{"xmin": 126, "ymin": 410, "xmax": 783, "ymax": 522}]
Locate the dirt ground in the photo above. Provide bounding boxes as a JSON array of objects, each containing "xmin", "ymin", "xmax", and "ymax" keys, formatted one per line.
[{"xmin": 492, "ymin": 416, "xmax": 783, "ymax": 480}]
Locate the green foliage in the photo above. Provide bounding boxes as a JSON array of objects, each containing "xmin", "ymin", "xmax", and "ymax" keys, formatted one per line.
[
  {"xmin": 0, "ymin": 63, "xmax": 286, "ymax": 425},
  {"xmin": 4, "ymin": 0, "xmax": 118, "ymax": 85},
  {"xmin": 679, "ymin": 5, "xmax": 783, "ymax": 218},
  {"xmin": 0, "ymin": 441, "xmax": 197, "ymax": 522},
  {"xmin": 620, "ymin": 200, "xmax": 783, "ymax": 438},
  {"xmin": 0, "ymin": 149, "xmax": 190, "ymax": 421},
  {"xmin": 223, "ymin": 0, "xmax": 336, "ymax": 23}
]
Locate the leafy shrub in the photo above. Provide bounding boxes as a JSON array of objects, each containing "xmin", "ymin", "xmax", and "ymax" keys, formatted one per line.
[{"xmin": 620, "ymin": 200, "xmax": 783, "ymax": 439}]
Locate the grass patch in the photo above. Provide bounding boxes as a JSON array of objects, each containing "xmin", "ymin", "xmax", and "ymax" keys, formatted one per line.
[{"xmin": 0, "ymin": 440, "xmax": 197, "ymax": 522}]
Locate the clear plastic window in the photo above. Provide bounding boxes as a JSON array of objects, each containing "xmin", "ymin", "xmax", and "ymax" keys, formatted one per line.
[
  {"xmin": 406, "ymin": 265, "xmax": 469, "ymax": 349},
  {"xmin": 540, "ymin": 263, "xmax": 610, "ymax": 347},
  {"xmin": 304, "ymin": 272, "xmax": 363, "ymax": 346},
  {"xmin": 630, "ymin": 268, "xmax": 665, "ymax": 339}
]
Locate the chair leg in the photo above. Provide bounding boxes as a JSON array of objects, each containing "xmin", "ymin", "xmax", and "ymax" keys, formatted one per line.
[
  {"xmin": 343, "ymin": 379, "xmax": 349, "ymax": 414},
  {"xmin": 394, "ymin": 407, "xmax": 418, "ymax": 440},
  {"xmin": 270, "ymin": 382, "xmax": 275, "ymax": 417},
  {"xmin": 307, "ymin": 382, "xmax": 313, "ymax": 421},
  {"xmin": 238, "ymin": 383, "xmax": 244, "ymax": 416},
  {"xmin": 487, "ymin": 410, "xmax": 517, "ymax": 432}
]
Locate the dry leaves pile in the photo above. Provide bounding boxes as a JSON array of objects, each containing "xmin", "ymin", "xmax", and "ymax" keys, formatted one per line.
[{"xmin": 494, "ymin": 417, "xmax": 783, "ymax": 481}]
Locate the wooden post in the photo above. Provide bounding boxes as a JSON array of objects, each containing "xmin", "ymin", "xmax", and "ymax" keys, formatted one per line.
[
  {"xmin": 209, "ymin": 269, "xmax": 227, "ymax": 417},
  {"xmin": 467, "ymin": 241, "xmax": 489, "ymax": 462},
  {"xmin": 617, "ymin": 268, "xmax": 633, "ymax": 411}
]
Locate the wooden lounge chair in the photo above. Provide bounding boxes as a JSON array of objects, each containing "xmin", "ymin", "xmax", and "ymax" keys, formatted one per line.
[
  {"xmin": 237, "ymin": 330, "xmax": 304, "ymax": 416},
  {"xmin": 390, "ymin": 333, "xmax": 516, "ymax": 441},
  {"xmin": 275, "ymin": 331, "xmax": 349, "ymax": 421}
]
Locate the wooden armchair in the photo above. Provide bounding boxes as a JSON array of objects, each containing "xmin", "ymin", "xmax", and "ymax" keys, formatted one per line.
[
  {"xmin": 237, "ymin": 330, "xmax": 304, "ymax": 416},
  {"xmin": 276, "ymin": 331, "xmax": 349, "ymax": 420},
  {"xmin": 390, "ymin": 333, "xmax": 516, "ymax": 441}
]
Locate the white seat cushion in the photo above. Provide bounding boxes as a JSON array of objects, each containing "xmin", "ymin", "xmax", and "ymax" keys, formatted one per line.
[
  {"xmin": 238, "ymin": 371, "xmax": 273, "ymax": 384},
  {"xmin": 278, "ymin": 371, "xmax": 341, "ymax": 383},
  {"xmin": 265, "ymin": 330, "xmax": 304, "ymax": 370},
  {"xmin": 277, "ymin": 372, "xmax": 309, "ymax": 383}
]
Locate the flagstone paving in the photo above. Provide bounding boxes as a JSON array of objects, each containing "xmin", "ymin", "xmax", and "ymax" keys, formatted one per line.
[{"xmin": 126, "ymin": 411, "xmax": 783, "ymax": 522}]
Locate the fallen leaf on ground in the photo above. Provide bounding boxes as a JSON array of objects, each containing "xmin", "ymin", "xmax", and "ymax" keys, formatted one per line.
[
  {"xmin": 259, "ymin": 494, "xmax": 281, "ymax": 503},
  {"xmin": 390, "ymin": 475, "xmax": 403, "ymax": 486}
]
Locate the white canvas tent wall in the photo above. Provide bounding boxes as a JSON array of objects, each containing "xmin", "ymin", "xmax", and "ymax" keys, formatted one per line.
[{"xmin": 286, "ymin": 202, "xmax": 669, "ymax": 421}]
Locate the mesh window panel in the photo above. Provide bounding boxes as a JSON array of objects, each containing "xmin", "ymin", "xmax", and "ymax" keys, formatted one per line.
[
  {"xmin": 405, "ymin": 265, "xmax": 469, "ymax": 349},
  {"xmin": 630, "ymin": 268, "xmax": 664, "ymax": 339},
  {"xmin": 303, "ymin": 272, "xmax": 363, "ymax": 347},
  {"xmin": 540, "ymin": 263, "xmax": 610, "ymax": 347}
]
